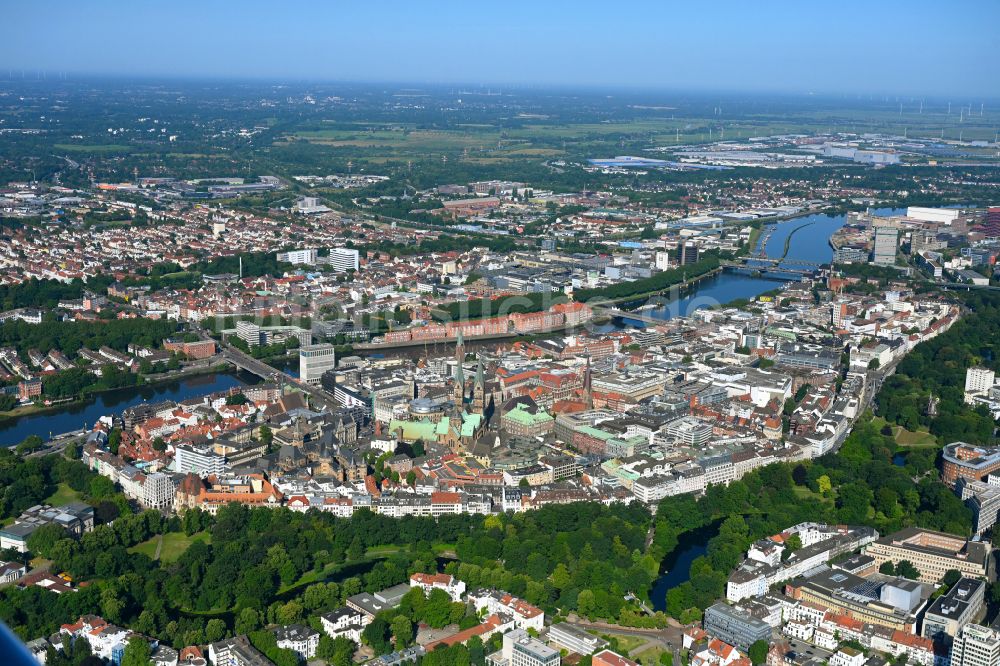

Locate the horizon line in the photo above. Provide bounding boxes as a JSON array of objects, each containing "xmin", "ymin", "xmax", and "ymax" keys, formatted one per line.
[{"xmin": 1, "ymin": 70, "xmax": 998, "ymax": 102}]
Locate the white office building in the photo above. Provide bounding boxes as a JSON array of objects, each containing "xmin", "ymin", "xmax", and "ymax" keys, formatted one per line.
[
  {"xmin": 951, "ymin": 624, "xmax": 1000, "ymax": 666},
  {"xmin": 277, "ymin": 248, "xmax": 318, "ymax": 265},
  {"xmin": 320, "ymin": 607, "xmax": 366, "ymax": 643},
  {"xmin": 655, "ymin": 251, "xmax": 671, "ymax": 271},
  {"xmin": 409, "ymin": 573, "xmax": 466, "ymax": 602},
  {"xmin": 548, "ymin": 623, "xmax": 608, "ymax": 656},
  {"xmin": 174, "ymin": 444, "xmax": 228, "ymax": 477},
  {"xmin": 140, "ymin": 472, "xmax": 176, "ymax": 510},
  {"xmin": 328, "ymin": 247, "xmax": 360, "ymax": 273},
  {"xmin": 274, "ymin": 624, "xmax": 320, "ymax": 660},
  {"xmin": 235, "ymin": 321, "xmax": 263, "ymax": 347},
  {"xmin": 300, "ymin": 344, "xmax": 336, "ymax": 383},
  {"xmin": 487, "ymin": 629, "xmax": 560, "ymax": 666}
]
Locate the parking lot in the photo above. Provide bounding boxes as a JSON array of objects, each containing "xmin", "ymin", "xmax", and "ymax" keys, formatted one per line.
[{"xmin": 783, "ymin": 637, "xmax": 834, "ymax": 662}]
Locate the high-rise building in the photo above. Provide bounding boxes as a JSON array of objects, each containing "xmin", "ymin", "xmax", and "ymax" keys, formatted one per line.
[
  {"xmin": 236, "ymin": 321, "xmax": 263, "ymax": 347},
  {"xmin": 950, "ymin": 624, "xmax": 1000, "ymax": 666},
  {"xmin": 139, "ymin": 472, "xmax": 176, "ymax": 511},
  {"xmin": 655, "ymin": 251, "xmax": 671, "ymax": 270},
  {"xmin": 960, "ymin": 480, "xmax": 1000, "ymax": 534},
  {"xmin": 982, "ymin": 207, "xmax": 1000, "ymax": 237},
  {"xmin": 277, "ymin": 248, "xmax": 319, "ymax": 265},
  {"xmin": 872, "ymin": 224, "xmax": 899, "ymax": 266},
  {"xmin": 678, "ymin": 243, "xmax": 699, "ymax": 265},
  {"xmin": 300, "ymin": 344, "xmax": 336, "ymax": 383},
  {"xmin": 965, "ymin": 367, "xmax": 996, "ymax": 396},
  {"xmin": 328, "ymin": 248, "xmax": 360, "ymax": 273},
  {"xmin": 831, "ymin": 302, "xmax": 854, "ymax": 328}
]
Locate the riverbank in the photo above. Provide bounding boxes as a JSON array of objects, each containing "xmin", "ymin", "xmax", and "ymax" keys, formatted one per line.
[
  {"xmin": 0, "ymin": 362, "xmax": 234, "ymax": 431},
  {"xmin": 0, "ymin": 368, "xmax": 258, "ymax": 446}
]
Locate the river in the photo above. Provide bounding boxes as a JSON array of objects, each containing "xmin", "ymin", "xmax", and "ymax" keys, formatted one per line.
[
  {"xmin": 0, "ymin": 370, "xmax": 261, "ymax": 446},
  {"xmin": 635, "ymin": 208, "xmax": 906, "ymax": 323},
  {"xmin": 0, "ymin": 353, "xmax": 310, "ymax": 446},
  {"xmin": 644, "ymin": 208, "xmax": 906, "ymax": 608}
]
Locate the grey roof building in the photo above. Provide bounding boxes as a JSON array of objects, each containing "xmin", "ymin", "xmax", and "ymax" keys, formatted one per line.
[
  {"xmin": 346, "ymin": 583, "xmax": 411, "ymax": 618},
  {"xmin": 922, "ymin": 578, "xmax": 986, "ymax": 646},
  {"xmin": 703, "ymin": 602, "xmax": 772, "ymax": 651}
]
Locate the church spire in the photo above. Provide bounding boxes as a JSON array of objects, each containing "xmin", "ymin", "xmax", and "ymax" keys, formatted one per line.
[
  {"xmin": 584, "ymin": 355, "xmax": 594, "ymax": 410},
  {"xmin": 472, "ymin": 357, "xmax": 486, "ymax": 414},
  {"xmin": 454, "ymin": 358, "xmax": 465, "ymax": 404}
]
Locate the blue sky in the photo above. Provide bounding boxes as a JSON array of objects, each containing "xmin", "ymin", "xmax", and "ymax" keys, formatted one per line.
[{"xmin": 2, "ymin": 0, "xmax": 998, "ymax": 96}]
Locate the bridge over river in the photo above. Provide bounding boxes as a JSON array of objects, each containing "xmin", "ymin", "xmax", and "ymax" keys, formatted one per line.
[{"xmin": 720, "ymin": 259, "xmax": 818, "ymax": 281}]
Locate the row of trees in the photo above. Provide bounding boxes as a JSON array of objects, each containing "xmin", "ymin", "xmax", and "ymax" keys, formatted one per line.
[{"xmin": 574, "ymin": 255, "xmax": 721, "ymax": 302}]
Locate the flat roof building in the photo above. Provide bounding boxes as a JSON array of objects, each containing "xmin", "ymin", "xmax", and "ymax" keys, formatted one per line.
[
  {"xmin": 703, "ymin": 602, "xmax": 772, "ymax": 651},
  {"xmin": 487, "ymin": 628, "xmax": 560, "ymax": 666},
  {"xmin": 864, "ymin": 527, "xmax": 989, "ymax": 583},
  {"xmin": 921, "ymin": 578, "xmax": 986, "ymax": 646},
  {"xmin": 548, "ymin": 623, "xmax": 609, "ymax": 656},
  {"xmin": 950, "ymin": 624, "xmax": 1000, "ymax": 666},
  {"xmin": 300, "ymin": 344, "xmax": 336, "ymax": 384},
  {"xmin": 785, "ymin": 568, "xmax": 919, "ymax": 633},
  {"xmin": 943, "ymin": 442, "xmax": 1000, "ymax": 489},
  {"xmin": 327, "ymin": 247, "xmax": 360, "ymax": 273},
  {"xmin": 873, "ymin": 225, "xmax": 899, "ymax": 266},
  {"xmin": 0, "ymin": 503, "xmax": 95, "ymax": 553},
  {"xmin": 346, "ymin": 583, "xmax": 411, "ymax": 619}
]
